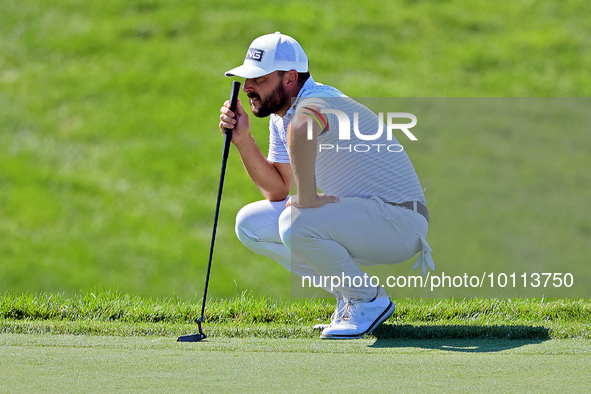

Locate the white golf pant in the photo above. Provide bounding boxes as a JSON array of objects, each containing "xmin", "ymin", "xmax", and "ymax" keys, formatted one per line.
[{"xmin": 235, "ymin": 195, "xmax": 432, "ymax": 299}]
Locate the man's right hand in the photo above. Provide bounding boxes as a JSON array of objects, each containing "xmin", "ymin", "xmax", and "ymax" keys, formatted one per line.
[{"xmin": 219, "ymin": 98, "xmax": 250, "ymax": 145}]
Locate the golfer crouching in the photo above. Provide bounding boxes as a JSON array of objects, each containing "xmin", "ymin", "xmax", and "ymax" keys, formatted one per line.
[{"xmin": 219, "ymin": 32, "xmax": 434, "ymax": 339}]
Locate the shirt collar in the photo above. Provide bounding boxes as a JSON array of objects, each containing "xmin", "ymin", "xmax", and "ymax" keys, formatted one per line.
[{"xmin": 286, "ymin": 75, "xmax": 315, "ymax": 116}]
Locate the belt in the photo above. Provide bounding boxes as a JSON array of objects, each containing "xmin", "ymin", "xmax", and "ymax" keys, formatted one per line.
[{"xmin": 386, "ymin": 201, "xmax": 430, "ymax": 223}]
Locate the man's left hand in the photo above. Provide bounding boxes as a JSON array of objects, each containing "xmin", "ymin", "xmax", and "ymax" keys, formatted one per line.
[{"xmin": 287, "ymin": 194, "xmax": 340, "ymax": 208}]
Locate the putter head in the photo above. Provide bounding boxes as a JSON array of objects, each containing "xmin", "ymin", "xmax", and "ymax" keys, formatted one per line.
[
  {"xmin": 177, "ymin": 332, "xmax": 207, "ymax": 342},
  {"xmin": 177, "ymin": 321, "xmax": 207, "ymax": 342}
]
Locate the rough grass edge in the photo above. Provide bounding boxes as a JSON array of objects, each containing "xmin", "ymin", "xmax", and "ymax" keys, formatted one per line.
[
  {"xmin": 0, "ymin": 291, "xmax": 589, "ymax": 339},
  {"xmin": 1, "ymin": 291, "xmax": 590, "ymax": 324}
]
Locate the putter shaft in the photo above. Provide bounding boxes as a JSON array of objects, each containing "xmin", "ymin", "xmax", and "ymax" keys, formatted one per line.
[{"xmin": 178, "ymin": 81, "xmax": 241, "ymax": 342}]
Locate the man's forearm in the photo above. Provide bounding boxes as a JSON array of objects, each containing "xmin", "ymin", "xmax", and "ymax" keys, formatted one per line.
[
  {"xmin": 234, "ymin": 135, "xmax": 291, "ymax": 201},
  {"xmin": 288, "ymin": 123, "xmax": 318, "ymax": 204},
  {"xmin": 285, "ymin": 109, "xmax": 338, "ymax": 209}
]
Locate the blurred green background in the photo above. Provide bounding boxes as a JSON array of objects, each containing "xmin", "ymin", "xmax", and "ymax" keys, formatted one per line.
[{"xmin": 1, "ymin": 0, "xmax": 590, "ymax": 300}]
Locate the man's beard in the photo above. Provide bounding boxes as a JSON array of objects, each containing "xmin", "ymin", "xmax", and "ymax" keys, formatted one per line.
[{"xmin": 248, "ymin": 80, "xmax": 289, "ymax": 118}]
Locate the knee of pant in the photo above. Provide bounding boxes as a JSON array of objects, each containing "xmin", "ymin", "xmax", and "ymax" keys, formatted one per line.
[
  {"xmin": 279, "ymin": 208, "xmax": 319, "ymax": 247},
  {"xmin": 278, "ymin": 208, "xmax": 292, "ymax": 250},
  {"xmin": 235, "ymin": 205, "xmax": 261, "ymax": 248}
]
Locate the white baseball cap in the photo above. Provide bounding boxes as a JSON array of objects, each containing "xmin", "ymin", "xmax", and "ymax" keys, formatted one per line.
[{"xmin": 224, "ymin": 32, "xmax": 308, "ymax": 78}]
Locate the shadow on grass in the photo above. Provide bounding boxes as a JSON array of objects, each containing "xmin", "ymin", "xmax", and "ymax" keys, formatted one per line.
[{"xmin": 370, "ymin": 324, "xmax": 550, "ymax": 352}]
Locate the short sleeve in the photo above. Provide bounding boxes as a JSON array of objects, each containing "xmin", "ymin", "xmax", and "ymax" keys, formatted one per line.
[
  {"xmin": 267, "ymin": 117, "xmax": 290, "ymax": 163},
  {"xmin": 294, "ymin": 96, "xmax": 339, "ymax": 138}
]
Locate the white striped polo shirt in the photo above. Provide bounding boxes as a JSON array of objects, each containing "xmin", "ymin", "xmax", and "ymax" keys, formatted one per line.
[{"xmin": 267, "ymin": 76, "xmax": 426, "ymax": 205}]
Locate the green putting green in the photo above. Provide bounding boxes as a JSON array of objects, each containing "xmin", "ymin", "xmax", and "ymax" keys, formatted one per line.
[{"xmin": 1, "ymin": 335, "xmax": 589, "ymax": 391}]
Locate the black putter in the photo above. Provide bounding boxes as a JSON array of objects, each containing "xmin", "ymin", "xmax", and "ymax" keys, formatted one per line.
[{"xmin": 178, "ymin": 81, "xmax": 241, "ymax": 342}]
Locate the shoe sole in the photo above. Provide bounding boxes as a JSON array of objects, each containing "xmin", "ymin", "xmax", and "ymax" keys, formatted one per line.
[{"xmin": 320, "ymin": 301, "xmax": 396, "ymax": 340}]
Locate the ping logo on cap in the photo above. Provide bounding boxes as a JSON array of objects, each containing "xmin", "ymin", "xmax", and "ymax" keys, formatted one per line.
[{"xmin": 246, "ymin": 48, "xmax": 264, "ymax": 61}]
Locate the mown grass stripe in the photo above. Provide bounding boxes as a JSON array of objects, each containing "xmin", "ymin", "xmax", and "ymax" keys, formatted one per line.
[{"xmin": 2, "ymin": 319, "xmax": 589, "ymax": 340}]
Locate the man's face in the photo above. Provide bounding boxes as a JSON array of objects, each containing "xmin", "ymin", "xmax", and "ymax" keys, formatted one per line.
[{"xmin": 244, "ymin": 71, "xmax": 289, "ymax": 118}]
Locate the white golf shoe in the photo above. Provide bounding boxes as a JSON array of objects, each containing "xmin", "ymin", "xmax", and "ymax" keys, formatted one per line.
[
  {"xmin": 320, "ymin": 294, "xmax": 395, "ymax": 339},
  {"xmin": 313, "ymin": 294, "xmax": 345, "ymax": 330}
]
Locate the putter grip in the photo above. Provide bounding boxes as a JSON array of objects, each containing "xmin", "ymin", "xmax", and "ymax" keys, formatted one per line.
[{"xmin": 223, "ymin": 80, "xmax": 241, "ymax": 158}]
